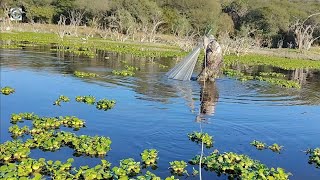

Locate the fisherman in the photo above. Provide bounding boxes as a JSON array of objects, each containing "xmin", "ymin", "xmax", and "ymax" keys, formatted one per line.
[{"xmin": 197, "ymin": 35, "xmax": 223, "ymax": 82}]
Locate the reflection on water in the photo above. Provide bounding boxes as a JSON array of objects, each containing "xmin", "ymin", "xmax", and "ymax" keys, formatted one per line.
[
  {"xmin": 196, "ymin": 81, "xmax": 219, "ymax": 122},
  {"xmin": 1, "ymin": 48, "xmax": 320, "ymax": 179}
]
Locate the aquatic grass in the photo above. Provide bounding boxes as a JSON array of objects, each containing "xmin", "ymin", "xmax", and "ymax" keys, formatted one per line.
[
  {"xmin": 0, "ymin": 32, "xmax": 186, "ymax": 58},
  {"xmin": 1, "ymin": 86, "xmax": 15, "ymax": 95},
  {"xmin": 224, "ymin": 54, "xmax": 320, "ymax": 70}
]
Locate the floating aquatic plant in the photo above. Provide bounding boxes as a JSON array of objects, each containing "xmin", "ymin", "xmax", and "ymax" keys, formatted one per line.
[
  {"xmin": 9, "ymin": 125, "xmax": 29, "ymax": 137},
  {"xmin": 72, "ymin": 135, "xmax": 112, "ymax": 156},
  {"xmin": 112, "ymin": 64, "xmax": 140, "ymax": 76},
  {"xmin": 306, "ymin": 148, "xmax": 320, "ymax": 168},
  {"xmin": 10, "ymin": 113, "xmax": 23, "ymax": 124},
  {"xmin": 96, "ymin": 99, "xmax": 116, "ymax": 111},
  {"xmin": 59, "ymin": 116, "xmax": 85, "ymax": 129},
  {"xmin": 193, "ymin": 151, "xmax": 291, "ymax": 179},
  {"xmin": 74, "ymin": 160, "xmax": 112, "ymax": 180},
  {"xmin": 75, "ymin": 95, "xmax": 96, "ymax": 104},
  {"xmin": 74, "ymin": 71, "xmax": 98, "ymax": 78},
  {"xmin": 259, "ymin": 72, "xmax": 286, "ymax": 78},
  {"xmin": 250, "ymin": 140, "xmax": 267, "ymax": 150},
  {"xmin": 169, "ymin": 160, "xmax": 188, "ymax": 175},
  {"xmin": 137, "ymin": 171, "xmax": 161, "ymax": 180},
  {"xmin": 188, "ymin": 131, "xmax": 213, "ymax": 148},
  {"xmin": 141, "ymin": 149, "xmax": 158, "ymax": 166},
  {"xmin": 112, "ymin": 158, "xmax": 141, "ymax": 178},
  {"xmin": 53, "ymin": 95, "xmax": 70, "ymax": 106},
  {"xmin": 112, "ymin": 69, "xmax": 135, "ymax": 76},
  {"xmin": 1, "ymin": 86, "xmax": 15, "ymax": 95},
  {"xmin": 255, "ymin": 76, "xmax": 301, "ymax": 88},
  {"xmin": 268, "ymin": 143, "xmax": 284, "ymax": 153},
  {"xmin": 0, "ymin": 140, "xmax": 30, "ymax": 163}
]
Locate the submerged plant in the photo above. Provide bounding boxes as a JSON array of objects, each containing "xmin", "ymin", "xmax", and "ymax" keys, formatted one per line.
[
  {"xmin": 1, "ymin": 86, "xmax": 15, "ymax": 95},
  {"xmin": 141, "ymin": 149, "xmax": 158, "ymax": 166},
  {"xmin": 250, "ymin": 140, "xmax": 267, "ymax": 150},
  {"xmin": 188, "ymin": 131, "xmax": 213, "ymax": 148},
  {"xmin": 269, "ymin": 143, "xmax": 284, "ymax": 153},
  {"xmin": 306, "ymin": 148, "xmax": 320, "ymax": 168},
  {"xmin": 96, "ymin": 99, "xmax": 116, "ymax": 111}
]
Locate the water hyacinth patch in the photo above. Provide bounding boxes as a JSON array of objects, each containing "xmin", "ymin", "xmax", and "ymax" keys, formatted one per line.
[
  {"xmin": 10, "ymin": 113, "xmax": 23, "ymax": 124},
  {"xmin": 269, "ymin": 143, "xmax": 284, "ymax": 153},
  {"xmin": 8, "ymin": 125, "xmax": 29, "ymax": 137},
  {"xmin": 192, "ymin": 151, "xmax": 291, "ymax": 179},
  {"xmin": 96, "ymin": 99, "xmax": 116, "ymax": 111},
  {"xmin": 59, "ymin": 116, "xmax": 85, "ymax": 129},
  {"xmin": 53, "ymin": 95, "xmax": 70, "ymax": 106},
  {"xmin": 112, "ymin": 69, "xmax": 135, "ymax": 76},
  {"xmin": 112, "ymin": 65, "xmax": 139, "ymax": 77},
  {"xmin": 71, "ymin": 135, "xmax": 112, "ymax": 156},
  {"xmin": 1, "ymin": 86, "xmax": 15, "ymax": 95},
  {"xmin": 137, "ymin": 171, "xmax": 161, "ymax": 180},
  {"xmin": 75, "ymin": 95, "xmax": 96, "ymax": 104},
  {"xmin": 74, "ymin": 71, "xmax": 98, "ymax": 78},
  {"xmin": 74, "ymin": 160, "xmax": 112, "ymax": 180},
  {"xmin": 112, "ymin": 158, "xmax": 141, "ymax": 178},
  {"xmin": 141, "ymin": 149, "xmax": 158, "ymax": 166},
  {"xmin": 188, "ymin": 131, "xmax": 214, "ymax": 148},
  {"xmin": 169, "ymin": 160, "xmax": 188, "ymax": 175},
  {"xmin": 250, "ymin": 140, "xmax": 267, "ymax": 150},
  {"xmin": 306, "ymin": 148, "xmax": 320, "ymax": 168},
  {"xmin": 0, "ymin": 140, "xmax": 31, "ymax": 163}
]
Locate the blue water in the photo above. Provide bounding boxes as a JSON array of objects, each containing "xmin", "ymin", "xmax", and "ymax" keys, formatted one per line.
[{"xmin": 1, "ymin": 49, "xmax": 320, "ymax": 179}]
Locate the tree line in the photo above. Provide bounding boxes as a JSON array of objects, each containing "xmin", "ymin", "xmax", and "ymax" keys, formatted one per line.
[{"xmin": 0, "ymin": 0, "xmax": 319, "ymax": 49}]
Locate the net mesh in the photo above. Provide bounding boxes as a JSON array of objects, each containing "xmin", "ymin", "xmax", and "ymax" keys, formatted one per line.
[{"xmin": 165, "ymin": 44, "xmax": 201, "ymax": 81}]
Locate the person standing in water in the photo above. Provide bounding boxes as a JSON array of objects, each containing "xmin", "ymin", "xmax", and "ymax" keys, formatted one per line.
[{"xmin": 197, "ymin": 35, "xmax": 223, "ymax": 81}]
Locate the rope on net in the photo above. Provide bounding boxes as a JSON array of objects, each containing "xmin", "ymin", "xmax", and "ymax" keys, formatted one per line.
[{"xmin": 165, "ymin": 44, "xmax": 202, "ymax": 81}]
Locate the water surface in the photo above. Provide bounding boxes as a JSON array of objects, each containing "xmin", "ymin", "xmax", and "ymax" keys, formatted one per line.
[{"xmin": 1, "ymin": 48, "xmax": 320, "ymax": 179}]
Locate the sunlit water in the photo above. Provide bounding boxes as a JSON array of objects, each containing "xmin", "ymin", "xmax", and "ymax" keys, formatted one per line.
[{"xmin": 1, "ymin": 48, "xmax": 320, "ymax": 179}]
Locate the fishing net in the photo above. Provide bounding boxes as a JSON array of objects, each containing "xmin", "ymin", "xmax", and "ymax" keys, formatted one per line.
[{"xmin": 165, "ymin": 44, "xmax": 202, "ymax": 81}]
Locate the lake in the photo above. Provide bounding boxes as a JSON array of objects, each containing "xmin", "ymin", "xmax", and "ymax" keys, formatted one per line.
[{"xmin": 1, "ymin": 48, "xmax": 320, "ymax": 179}]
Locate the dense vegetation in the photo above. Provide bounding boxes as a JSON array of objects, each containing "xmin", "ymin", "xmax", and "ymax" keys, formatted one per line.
[{"xmin": 1, "ymin": 0, "xmax": 319, "ymax": 49}]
